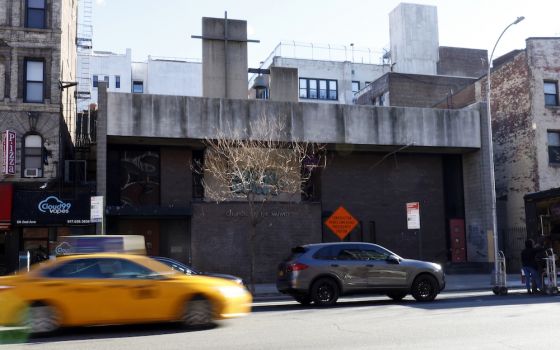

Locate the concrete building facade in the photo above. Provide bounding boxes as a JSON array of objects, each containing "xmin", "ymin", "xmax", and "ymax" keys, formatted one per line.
[{"xmin": 94, "ymin": 14, "xmax": 496, "ymax": 283}]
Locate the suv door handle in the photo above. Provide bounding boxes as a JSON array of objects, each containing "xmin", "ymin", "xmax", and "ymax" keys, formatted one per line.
[{"xmin": 330, "ymin": 264, "xmax": 339, "ymax": 267}]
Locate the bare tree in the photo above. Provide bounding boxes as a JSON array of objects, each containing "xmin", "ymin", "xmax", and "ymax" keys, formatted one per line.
[{"xmin": 194, "ymin": 114, "xmax": 324, "ymax": 291}]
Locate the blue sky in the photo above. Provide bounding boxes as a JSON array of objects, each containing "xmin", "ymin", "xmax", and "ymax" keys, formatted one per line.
[{"xmin": 92, "ymin": 0, "xmax": 560, "ymax": 67}]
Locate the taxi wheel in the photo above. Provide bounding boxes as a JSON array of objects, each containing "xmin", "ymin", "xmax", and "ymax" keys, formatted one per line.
[
  {"xmin": 182, "ymin": 296, "xmax": 213, "ymax": 328},
  {"xmin": 24, "ymin": 302, "xmax": 60, "ymax": 334}
]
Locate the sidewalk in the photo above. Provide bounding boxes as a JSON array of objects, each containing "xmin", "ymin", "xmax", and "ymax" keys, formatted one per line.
[{"xmin": 252, "ymin": 274, "xmax": 526, "ymax": 301}]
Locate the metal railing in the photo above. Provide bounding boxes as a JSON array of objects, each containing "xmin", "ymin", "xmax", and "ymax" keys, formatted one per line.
[{"xmin": 249, "ymin": 41, "xmax": 386, "ymax": 88}]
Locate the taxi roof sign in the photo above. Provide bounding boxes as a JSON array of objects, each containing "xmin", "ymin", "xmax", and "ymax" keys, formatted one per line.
[
  {"xmin": 325, "ymin": 206, "xmax": 358, "ymax": 240},
  {"xmin": 55, "ymin": 235, "xmax": 146, "ymax": 256}
]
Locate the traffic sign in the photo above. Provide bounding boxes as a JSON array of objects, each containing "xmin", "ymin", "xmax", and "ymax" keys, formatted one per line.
[{"xmin": 325, "ymin": 206, "xmax": 358, "ymax": 240}]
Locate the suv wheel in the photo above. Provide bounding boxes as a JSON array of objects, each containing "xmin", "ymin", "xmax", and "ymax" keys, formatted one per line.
[
  {"xmin": 411, "ymin": 275, "xmax": 438, "ymax": 302},
  {"xmin": 387, "ymin": 291, "xmax": 407, "ymax": 301},
  {"xmin": 311, "ymin": 278, "xmax": 339, "ymax": 306}
]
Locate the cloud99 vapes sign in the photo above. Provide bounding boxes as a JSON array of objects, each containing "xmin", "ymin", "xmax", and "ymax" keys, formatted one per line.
[{"xmin": 13, "ymin": 192, "xmax": 91, "ymax": 225}]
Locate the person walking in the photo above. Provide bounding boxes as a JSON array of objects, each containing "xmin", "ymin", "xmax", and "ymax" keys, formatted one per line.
[{"xmin": 521, "ymin": 239, "xmax": 542, "ymax": 294}]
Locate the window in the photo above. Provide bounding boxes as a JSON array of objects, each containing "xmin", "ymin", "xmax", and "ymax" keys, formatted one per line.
[
  {"xmin": 93, "ymin": 75, "xmax": 98, "ymax": 88},
  {"xmin": 299, "ymin": 78, "xmax": 338, "ymax": 101},
  {"xmin": 23, "ymin": 134, "xmax": 43, "ymax": 176},
  {"xmin": 352, "ymin": 81, "xmax": 360, "ymax": 94},
  {"xmin": 46, "ymin": 258, "xmax": 154, "ymax": 279},
  {"xmin": 115, "ymin": 75, "xmax": 121, "ymax": 89},
  {"xmin": 47, "ymin": 259, "xmax": 106, "ymax": 278},
  {"xmin": 103, "ymin": 75, "xmax": 109, "ymax": 86},
  {"xmin": 545, "ymin": 81, "xmax": 559, "ymax": 106},
  {"xmin": 357, "ymin": 246, "xmax": 391, "ymax": 261},
  {"xmin": 26, "ymin": 0, "xmax": 46, "ymax": 29},
  {"xmin": 24, "ymin": 59, "xmax": 44, "ymax": 103},
  {"xmin": 132, "ymin": 81, "xmax": 144, "ymax": 93},
  {"xmin": 313, "ymin": 246, "xmax": 343, "ymax": 260},
  {"xmin": 548, "ymin": 131, "xmax": 560, "ymax": 165}
]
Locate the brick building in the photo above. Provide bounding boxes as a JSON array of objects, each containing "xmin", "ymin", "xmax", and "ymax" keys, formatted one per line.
[
  {"xmin": 0, "ymin": 0, "xmax": 93, "ymax": 273},
  {"xmin": 435, "ymin": 37, "xmax": 560, "ymax": 268}
]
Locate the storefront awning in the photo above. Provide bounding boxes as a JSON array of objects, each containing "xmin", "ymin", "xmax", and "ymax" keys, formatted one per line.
[{"xmin": 0, "ymin": 183, "xmax": 13, "ymax": 230}]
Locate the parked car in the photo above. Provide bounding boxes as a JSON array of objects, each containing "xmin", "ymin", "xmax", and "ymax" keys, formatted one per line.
[
  {"xmin": 151, "ymin": 256, "xmax": 244, "ymax": 285},
  {"xmin": 0, "ymin": 253, "xmax": 252, "ymax": 334},
  {"xmin": 277, "ymin": 242, "xmax": 445, "ymax": 306}
]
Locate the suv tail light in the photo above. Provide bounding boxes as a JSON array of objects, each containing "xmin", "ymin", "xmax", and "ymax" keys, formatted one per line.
[{"xmin": 287, "ymin": 263, "xmax": 309, "ymax": 272}]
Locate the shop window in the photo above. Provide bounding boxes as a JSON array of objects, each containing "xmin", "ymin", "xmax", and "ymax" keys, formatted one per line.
[
  {"xmin": 548, "ymin": 130, "xmax": 560, "ymax": 165},
  {"xmin": 26, "ymin": 0, "xmax": 46, "ymax": 29},
  {"xmin": 24, "ymin": 59, "xmax": 44, "ymax": 103},
  {"xmin": 22, "ymin": 134, "xmax": 43, "ymax": 177},
  {"xmin": 545, "ymin": 81, "xmax": 559, "ymax": 106}
]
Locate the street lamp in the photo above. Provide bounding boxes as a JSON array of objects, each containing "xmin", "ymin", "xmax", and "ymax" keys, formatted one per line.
[{"xmin": 487, "ymin": 16, "xmax": 524, "ymax": 286}]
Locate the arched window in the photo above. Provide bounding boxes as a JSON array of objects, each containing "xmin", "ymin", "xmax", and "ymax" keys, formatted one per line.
[{"xmin": 22, "ymin": 134, "xmax": 43, "ymax": 177}]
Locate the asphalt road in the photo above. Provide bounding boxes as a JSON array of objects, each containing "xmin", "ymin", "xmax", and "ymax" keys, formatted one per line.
[{"xmin": 3, "ymin": 289, "xmax": 560, "ymax": 350}]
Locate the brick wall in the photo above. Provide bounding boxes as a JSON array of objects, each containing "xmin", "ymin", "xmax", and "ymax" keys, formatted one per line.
[
  {"xmin": 191, "ymin": 202, "xmax": 322, "ymax": 283},
  {"xmin": 321, "ymin": 151, "xmax": 447, "ymax": 263}
]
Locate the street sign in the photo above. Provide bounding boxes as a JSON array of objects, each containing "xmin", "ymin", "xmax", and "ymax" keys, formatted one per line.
[
  {"xmin": 90, "ymin": 196, "xmax": 104, "ymax": 223},
  {"xmin": 325, "ymin": 206, "xmax": 358, "ymax": 240},
  {"xmin": 406, "ymin": 202, "xmax": 420, "ymax": 229}
]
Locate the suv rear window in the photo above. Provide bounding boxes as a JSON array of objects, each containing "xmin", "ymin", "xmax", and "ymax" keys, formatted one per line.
[{"xmin": 286, "ymin": 246, "xmax": 308, "ymax": 261}]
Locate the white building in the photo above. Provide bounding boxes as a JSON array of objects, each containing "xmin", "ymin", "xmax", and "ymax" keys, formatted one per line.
[{"xmin": 78, "ymin": 49, "xmax": 202, "ymax": 110}]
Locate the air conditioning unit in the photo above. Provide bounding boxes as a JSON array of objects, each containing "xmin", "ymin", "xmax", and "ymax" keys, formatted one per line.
[{"xmin": 24, "ymin": 168, "xmax": 41, "ymax": 178}]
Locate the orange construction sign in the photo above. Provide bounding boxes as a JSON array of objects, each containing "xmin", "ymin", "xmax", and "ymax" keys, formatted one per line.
[{"xmin": 325, "ymin": 206, "xmax": 358, "ymax": 240}]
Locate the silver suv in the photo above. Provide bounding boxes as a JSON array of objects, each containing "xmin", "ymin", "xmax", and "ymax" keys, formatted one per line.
[{"xmin": 277, "ymin": 242, "xmax": 445, "ymax": 305}]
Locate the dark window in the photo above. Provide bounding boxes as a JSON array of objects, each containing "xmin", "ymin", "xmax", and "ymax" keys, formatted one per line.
[
  {"xmin": 337, "ymin": 248, "xmax": 361, "ymax": 260},
  {"xmin": 548, "ymin": 131, "xmax": 560, "ymax": 165},
  {"xmin": 24, "ymin": 59, "xmax": 44, "ymax": 103},
  {"xmin": 103, "ymin": 76, "xmax": 109, "ymax": 85},
  {"xmin": 100, "ymin": 259, "xmax": 153, "ymax": 279},
  {"xmin": 313, "ymin": 246, "xmax": 342, "ymax": 260},
  {"xmin": 192, "ymin": 149, "xmax": 204, "ymax": 199},
  {"xmin": 544, "ymin": 81, "xmax": 559, "ymax": 106},
  {"xmin": 26, "ymin": 0, "xmax": 46, "ymax": 29},
  {"xmin": 115, "ymin": 75, "xmax": 121, "ymax": 89},
  {"xmin": 23, "ymin": 134, "xmax": 43, "ymax": 177},
  {"xmin": 132, "ymin": 81, "xmax": 144, "ymax": 93},
  {"xmin": 299, "ymin": 79, "xmax": 307, "ymax": 98},
  {"xmin": 299, "ymin": 78, "xmax": 338, "ymax": 100},
  {"xmin": 328, "ymin": 80, "xmax": 337, "ymax": 100},
  {"xmin": 357, "ymin": 246, "xmax": 391, "ymax": 261},
  {"xmin": 120, "ymin": 149, "xmax": 160, "ymax": 206},
  {"xmin": 93, "ymin": 75, "xmax": 98, "ymax": 88},
  {"xmin": 352, "ymin": 81, "xmax": 360, "ymax": 94},
  {"xmin": 47, "ymin": 259, "xmax": 106, "ymax": 278}
]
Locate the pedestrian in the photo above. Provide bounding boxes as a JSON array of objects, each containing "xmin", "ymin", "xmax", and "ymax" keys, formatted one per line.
[{"xmin": 521, "ymin": 239, "xmax": 542, "ymax": 294}]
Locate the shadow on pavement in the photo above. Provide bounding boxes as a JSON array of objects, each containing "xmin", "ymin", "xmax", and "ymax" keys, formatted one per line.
[
  {"xmin": 2, "ymin": 322, "xmax": 217, "ymax": 345},
  {"xmin": 252, "ymin": 289, "xmax": 560, "ymax": 313}
]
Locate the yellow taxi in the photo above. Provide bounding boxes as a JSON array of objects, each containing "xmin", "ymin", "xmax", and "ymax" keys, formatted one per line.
[{"xmin": 0, "ymin": 253, "xmax": 252, "ymax": 334}]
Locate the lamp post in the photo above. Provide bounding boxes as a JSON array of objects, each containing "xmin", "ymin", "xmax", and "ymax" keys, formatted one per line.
[{"xmin": 487, "ymin": 16, "xmax": 524, "ymax": 286}]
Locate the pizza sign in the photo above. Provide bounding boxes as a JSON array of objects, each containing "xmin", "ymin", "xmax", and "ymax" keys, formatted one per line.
[{"xmin": 2, "ymin": 130, "xmax": 16, "ymax": 175}]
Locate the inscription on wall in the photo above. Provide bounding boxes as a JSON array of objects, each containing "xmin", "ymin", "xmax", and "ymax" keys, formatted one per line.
[{"xmin": 225, "ymin": 209, "xmax": 291, "ymax": 218}]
